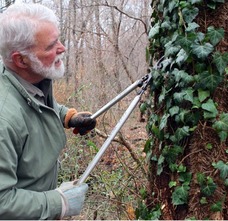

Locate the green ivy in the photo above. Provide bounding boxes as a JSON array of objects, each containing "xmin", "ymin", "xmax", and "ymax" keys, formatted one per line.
[
  {"xmin": 212, "ymin": 113, "xmax": 228, "ymax": 141},
  {"xmin": 137, "ymin": 0, "xmax": 228, "ymax": 218},
  {"xmin": 135, "ymin": 203, "xmax": 161, "ymax": 220},
  {"xmin": 172, "ymin": 183, "xmax": 190, "ymax": 205},
  {"xmin": 212, "ymin": 160, "xmax": 228, "ymax": 180},
  {"xmin": 197, "ymin": 173, "xmax": 217, "ymax": 196}
]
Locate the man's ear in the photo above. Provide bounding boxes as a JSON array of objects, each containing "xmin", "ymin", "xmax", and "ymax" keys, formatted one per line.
[{"xmin": 11, "ymin": 52, "xmax": 28, "ymax": 68}]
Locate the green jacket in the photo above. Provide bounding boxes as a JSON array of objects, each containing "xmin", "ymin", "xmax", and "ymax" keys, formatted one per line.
[{"xmin": 0, "ymin": 63, "xmax": 68, "ymax": 219}]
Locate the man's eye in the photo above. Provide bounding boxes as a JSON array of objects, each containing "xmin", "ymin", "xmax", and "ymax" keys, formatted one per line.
[
  {"xmin": 46, "ymin": 44, "xmax": 54, "ymax": 51},
  {"xmin": 46, "ymin": 40, "xmax": 58, "ymax": 51}
]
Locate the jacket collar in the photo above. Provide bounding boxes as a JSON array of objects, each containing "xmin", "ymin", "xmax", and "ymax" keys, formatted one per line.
[{"xmin": 1, "ymin": 64, "xmax": 44, "ymax": 113}]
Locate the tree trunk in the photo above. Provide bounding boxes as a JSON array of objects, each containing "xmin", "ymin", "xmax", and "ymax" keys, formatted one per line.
[
  {"xmin": 145, "ymin": 1, "xmax": 228, "ymax": 220},
  {"xmin": 187, "ymin": 3, "xmax": 228, "ymax": 219}
]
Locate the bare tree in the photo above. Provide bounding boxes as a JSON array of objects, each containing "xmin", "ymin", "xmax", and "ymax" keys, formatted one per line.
[{"xmin": 0, "ymin": 0, "xmax": 15, "ymax": 12}]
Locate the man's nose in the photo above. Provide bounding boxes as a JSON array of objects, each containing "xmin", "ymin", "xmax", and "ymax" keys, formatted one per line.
[{"xmin": 57, "ymin": 40, "xmax": 66, "ymax": 54}]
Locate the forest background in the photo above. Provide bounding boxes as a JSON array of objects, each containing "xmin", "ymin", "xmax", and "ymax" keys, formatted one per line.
[{"xmin": 1, "ymin": 0, "xmax": 227, "ymax": 220}]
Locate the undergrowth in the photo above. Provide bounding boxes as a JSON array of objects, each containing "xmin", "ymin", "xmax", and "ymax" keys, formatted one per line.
[{"xmin": 55, "ymin": 81, "xmax": 148, "ymax": 220}]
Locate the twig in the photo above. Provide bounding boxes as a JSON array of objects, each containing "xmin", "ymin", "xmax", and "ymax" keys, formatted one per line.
[{"xmin": 94, "ymin": 128, "xmax": 147, "ymax": 177}]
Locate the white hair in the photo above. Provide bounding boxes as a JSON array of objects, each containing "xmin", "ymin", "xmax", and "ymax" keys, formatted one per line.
[{"xmin": 0, "ymin": 3, "xmax": 59, "ymax": 62}]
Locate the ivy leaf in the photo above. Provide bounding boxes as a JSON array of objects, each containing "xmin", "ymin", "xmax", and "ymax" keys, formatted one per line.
[
  {"xmin": 200, "ymin": 197, "xmax": 208, "ymax": 204},
  {"xmin": 169, "ymin": 106, "xmax": 180, "ymax": 116},
  {"xmin": 189, "ymin": 0, "xmax": 202, "ymax": 4},
  {"xmin": 157, "ymin": 155, "xmax": 165, "ymax": 175},
  {"xmin": 210, "ymin": 201, "xmax": 223, "ymax": 212},
  {"xmin": 178, "ymin": 110, "xmax": 200, "ymax": 126},
  {"xmin": 196, "ymin": 32, "xmax": 205, "ymax": 42},
  {"xmin": 213, "ymin": 112, "xmax": 228, "ymax": 141},
  {"xmin": 182, "ymin": 7, "xmax": 199, "ymax": 23},
  {"xmin": 158, "ymin": 86, "xmax": 166, "ymax": 103},
  {"xmin": 149, "ymin": 23, "xmax": 160, "ymax": 39},
  {"xmin": 195, "ymin": 62, "xmax": 207, "ymax": 73},
  {"xmin": 197, "ymin": 173, "xmax": 206, "ymax": 185},
  {"xmin": 168, "ymin": 0, "xmax": 178, "ymax": 13},
  {"xmin": 165, "ymin": 45, "xmax": 181, "ymax": 56},
  {"xmin": 159, "ymin": 114, "xmax": 170, "ymax": 130},
  {"xmin": 143, "ymin": 139, "xmax": 153, "ymax": 154},
  {"xmin": 201, "ymin": 177, "xmax": 217, "ymax": 196},
  {"xmin": 179, "ymin": 1, "xmax": 190, "ymax": 8},
  {"xmin": 170, "ymin": 126, "xmax": 190, "ymax": 143},
  {"xmin": 169, "ymin": 163, "xmax": 178, "ymax": 172},
  {"xmin": 191, "ymin": 43, "xmax": 214, "ymax": 59},
  {"xmin": 161, "ymin": 20, "xmax": 172, "ymax": 30},
  {"xmin": 197, "ymin": 71, "xmax": 223, "ymax": 92},
  {"xmin": 179, "ymin": 172, "xmax": 192, "ymax": 184},
  {"xmin": 172, "ymin": 69, "xmax": 193, "ymax": 86},
  {"xmin": 207, "ymin": 26, "xmax": 224, "ymax": 46},
  {"xmin": 202, "ymin": 99, "xmax": 218, "ymax": 119},
  {"xmin": 206, "ymin": 1, "xmax": 224, "ymax": 10},
  {"xmin": 198, "ymin": 89, "xmax": 210, "ymax": 102},
  {"xmin": 169, "ymin": 181, "xmax": 177, "ymax": 188},
  {"xmin": 213, "ymin": 52, "xmax": 228, "ymax": 75},
  {"xmin": 173, "ymin": 89, "xmax": 193, "ymax": 103},
  {"xmin": 206, "ymin": 143, "xmax": 213, "ymax": 150},
  {"xmin": 186, "ymin": 22, "xmax": 200, "ymax": 32},
  {"xmin": 178, "ymin": 165, "xmax": 186, "ymax": 173},
  {"xmin": 172, "ymin": 184, "xmax": 190, "ymax": 205},
  {"xmin": 173, "ymin": 91, "xmax": 184, "ymax": 102},
  {"xmin": 212, "ymin": 160, "xmax": 228, "ymax": 180},
  {"xmin": 176, "ymin": 49, "xmax": 188, "ymax": 66},
  {"xmin": 212, "ymin": 0, "xmax": 224, "ymax": 2},
  {"xmin": 192, "ymin": 96, "xmax": 201, "ymax": 109},
  {"xmin": 201, "ymin": 99, "xmax": 217, "ymax": 112},
  {"xmin": 206, "ymin": 2, "xmax": 216, "ymax": 9},
  {"xmin": 176, "ymin": 34, "xmax": 197, "ymax": 52},
  {"xmin": 217, "ymin": 131, "xmax": 227, "ymax": 141},
  {"xmin": 162, "ymin": 145, "xmax": 183, "ymax": 164},
  {"xmin": 151, "ymin": 123, "xmax": 164, "ymax": 141},
  {"xmin": 184, "ymin": 89, "xmax": 194, "ymax": 103},
  {"xmin": 165, "ymin": 41, "xmax": 181, "ymax": 56},
  {"xmin": 140, "ymin": 102, "xmax": 147, "ymax": 114},
  {"xmin": 161, "ymin": 57, "xmax": 173, "ymax": 71}
]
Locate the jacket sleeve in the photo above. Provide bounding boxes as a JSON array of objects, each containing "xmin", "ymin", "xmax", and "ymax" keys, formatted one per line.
[{"xmin": 0, "ymin": 118, "xmax": 62, "ymax": 219}]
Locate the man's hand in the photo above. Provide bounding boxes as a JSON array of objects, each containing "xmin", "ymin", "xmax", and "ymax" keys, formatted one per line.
[
  {"xmin": 56, "ymin": 182, "xmax": 88, "ymax": 218},
  {"xmin": 68, "ymin": 112, "xmax": 96, "ymax": 135}
]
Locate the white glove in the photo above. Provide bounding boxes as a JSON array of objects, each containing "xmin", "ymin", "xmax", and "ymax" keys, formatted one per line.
[{"xmin": 56, "ymin": 181, "xmax": 88, "ymax": 218}]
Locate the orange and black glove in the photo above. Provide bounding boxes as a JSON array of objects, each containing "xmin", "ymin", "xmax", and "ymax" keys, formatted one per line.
[{"xmin": 65, "ymin": 109, "xmax": 96, "ymax": 135}]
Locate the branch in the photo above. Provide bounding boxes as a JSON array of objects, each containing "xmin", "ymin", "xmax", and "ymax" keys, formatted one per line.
[
  {"xmin": 101, "ymin": 2, "xmax": 148, "ymax": 34},
  {"xmin": 95, "ymin": 128, "xmax": 147, "ymax": 177}
]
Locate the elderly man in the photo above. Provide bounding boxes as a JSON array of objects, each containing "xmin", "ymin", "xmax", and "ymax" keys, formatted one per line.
[{"xmin": 0, "ymin": 3, "xmax": 96, "ymax": 219}]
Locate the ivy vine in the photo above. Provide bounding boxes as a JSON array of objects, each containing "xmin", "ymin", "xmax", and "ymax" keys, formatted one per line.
[{"xmin": 137, "ymin": 0, "xmax": 228, "ymax": 219}]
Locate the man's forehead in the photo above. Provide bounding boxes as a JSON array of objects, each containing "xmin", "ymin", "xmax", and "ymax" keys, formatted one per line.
[{"xmin": 34, "ymin": 22, "xmax": 59, "ymax": 41}]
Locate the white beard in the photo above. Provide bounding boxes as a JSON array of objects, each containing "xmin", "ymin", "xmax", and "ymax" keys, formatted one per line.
[{"xmin": 28, "ymin": 53, "xmax": 65, "ymax": 80}]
